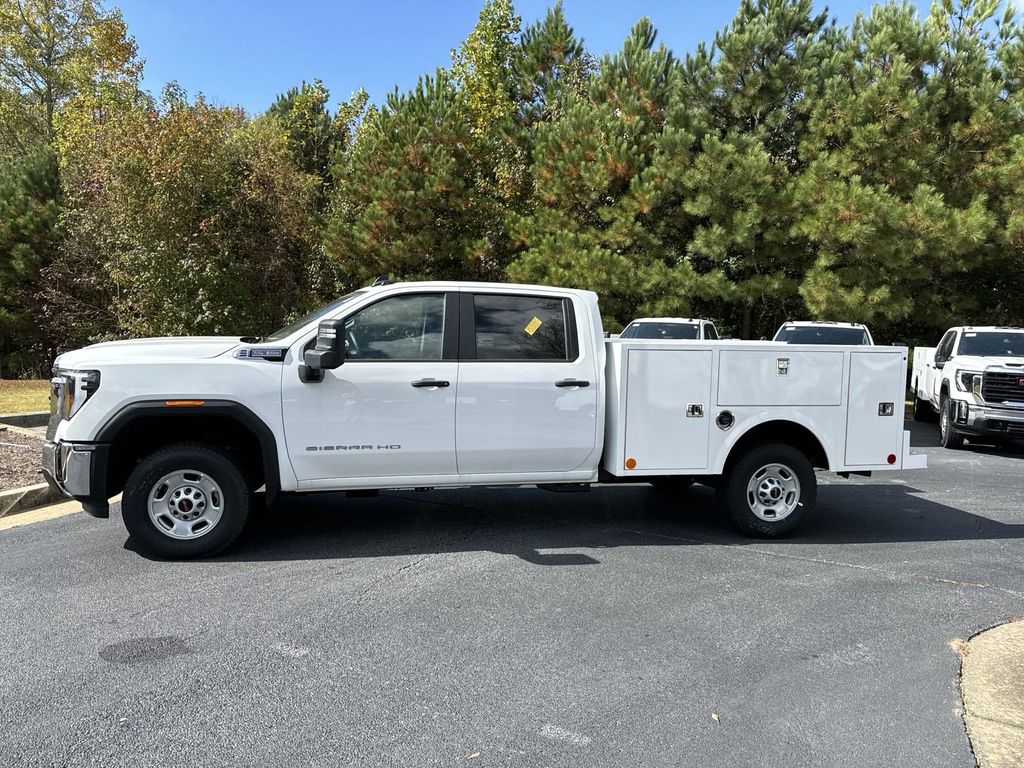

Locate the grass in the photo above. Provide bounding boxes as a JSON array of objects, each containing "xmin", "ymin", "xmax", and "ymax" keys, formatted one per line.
[{"xmin": 0, "ymin": 380, "xmax": 50, "ymax": 414}]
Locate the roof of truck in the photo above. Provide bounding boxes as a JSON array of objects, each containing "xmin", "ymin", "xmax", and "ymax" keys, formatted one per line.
[
  {"xmin": 625, "ymin": 317, "xmax": 706, "ymax": 324},
  {"xmin": 779, "ymin": 320, "xmax": 870, "ymax": 329},
  {"xmin": 957, "ymin": 326, "xmax": 1024, "ymax": 332}
]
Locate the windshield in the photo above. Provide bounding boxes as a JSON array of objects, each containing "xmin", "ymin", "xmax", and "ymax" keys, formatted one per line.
[
  {"xmin": 774, "ymin": 325, "xmax": 870, "ymax": 345},
  {"xmin": 957, "ymin": 331, "xmax": 1024, "ymax": 357},
  {"xmin": 620, "ymin": 322, "xmax": 700, "ymax": 340},
  {"xmin": 264, "ymin": 291, "xmax": 366, "ymax": 342}
]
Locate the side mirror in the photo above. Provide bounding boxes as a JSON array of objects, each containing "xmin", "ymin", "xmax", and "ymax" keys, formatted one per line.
[{"xmin": 303, "ymin": 318, "xmax": 346, "ymax": 373}]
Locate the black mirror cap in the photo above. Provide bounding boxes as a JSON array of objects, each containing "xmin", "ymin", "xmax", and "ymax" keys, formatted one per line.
[{"xmin": 304, "ymin": 318, "xmax": 346, "ymax": 370}]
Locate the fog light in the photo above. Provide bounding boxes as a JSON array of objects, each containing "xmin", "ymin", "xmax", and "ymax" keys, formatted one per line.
[{"xmin": 956, "ymin": 401, "xmax": 969, "ymax": 424}]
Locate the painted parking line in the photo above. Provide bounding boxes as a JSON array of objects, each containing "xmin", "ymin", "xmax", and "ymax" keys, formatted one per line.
[
  {"xmin": 0, "ymin": 500, "xmax": 83, "ymax": 530},
  {"xmin": 0, "ymin": 494, "xmax": 122, "ymax": 531}
]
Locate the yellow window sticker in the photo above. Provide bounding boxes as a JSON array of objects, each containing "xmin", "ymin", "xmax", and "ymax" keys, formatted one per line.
[{"xmin": 524, "ymin": 316, "xmax": 543, "ymax": 336}]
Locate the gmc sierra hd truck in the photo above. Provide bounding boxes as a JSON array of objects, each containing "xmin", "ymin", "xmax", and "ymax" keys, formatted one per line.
[
  {"xmin": 912, "ymin": 326, "xmax": 1024, "ymax": 448},
  {"xmin": 43, "ymin": 281, "xmax": 926, "ymax": 558}
]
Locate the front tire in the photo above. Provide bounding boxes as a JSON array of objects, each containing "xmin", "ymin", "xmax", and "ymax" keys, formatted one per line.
[
  {"xmin": 122, "ymin": 442, "xmax": 250, "ymax": 558},
  {"xmin": 939, "ymin": 395, "xmax": 965, "ymax": 449},
  {"xmin": 716, "ymin": 443, "xmax": 817, "ymax": 537}
]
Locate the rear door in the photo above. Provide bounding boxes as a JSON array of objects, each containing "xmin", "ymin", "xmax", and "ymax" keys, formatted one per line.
[
  {"xmin": 845, "ymin": 351, "xmax": 905, "ymax": 466},
  {"xmin": 455, "ymin": 291, "xmax": 599, "ymax": 475}
]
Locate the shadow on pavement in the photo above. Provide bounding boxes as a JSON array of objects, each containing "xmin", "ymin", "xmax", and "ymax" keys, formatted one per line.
[
  {"xmin": 907, "ymin": 419, "xmax": 1024, "ymax": 458},
  {"xmin": 153, "ymin": 477, "xmax": 1024, "ymax": 564}
]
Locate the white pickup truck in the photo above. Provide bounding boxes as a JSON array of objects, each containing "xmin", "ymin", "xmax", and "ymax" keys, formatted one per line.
[
  {"xmin": 43, "ymin": 281, "xmax": 925, "ymax": 557},
  {"xmin": 911, "ymin": 326, "xmax": 1024, "ymax": 448}
]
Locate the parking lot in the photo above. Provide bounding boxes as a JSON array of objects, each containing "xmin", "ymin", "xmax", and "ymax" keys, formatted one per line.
[{"xmin": 1, "ymin": 420, "xmax": 1022, "ymax": 767}]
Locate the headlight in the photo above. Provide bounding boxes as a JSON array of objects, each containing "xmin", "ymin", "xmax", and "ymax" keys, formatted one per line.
[
  {"xmin": 50, "ymin": 369, "xmax": 101, "ymax": 420},
  {"xmin": 956, "ymin": 370, "xmax": 983, "ymax": 393}
]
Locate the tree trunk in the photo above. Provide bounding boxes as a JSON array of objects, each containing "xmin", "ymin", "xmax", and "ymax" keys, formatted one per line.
[{"xmin": 741, "ymin": 303, "xmax": 753, "ymax": 340}]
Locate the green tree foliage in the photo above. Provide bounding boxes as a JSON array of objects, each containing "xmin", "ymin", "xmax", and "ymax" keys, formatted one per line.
[
  {"xmin": 325, "ymin": 72, "xmax": 497, "ymax": 288},
  {"xmin": 0, "ymin": 144, "xmax": 60, "ymax": 375},
  {"xmin": 0, "ymin": 0, "xmax": 140, "ymax": 155},
  {"xmin": 507, "ymin": 20, "xmax": 700, "ymax": 327},
  {"xmin": 47, "ymin": 89, "xmax": 323, "ymax": 340},
  {"xmin": 792, "ymin": 0, "xmax": 1015, "ymax": 336},
  {"xmin": 680, "ymin": 0, "xmax": 833, "ymax": 338},
  {"xmin": 513, "ymin": 2, "xmax": 592, "ymax": 128}
]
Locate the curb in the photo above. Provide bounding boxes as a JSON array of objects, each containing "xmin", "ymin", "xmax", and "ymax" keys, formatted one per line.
[
  {"xmin": 0, "ymin": 411, "xmax": 48, "ymax": 428},
  {"xmin": 0, "ymin": 483, "xmax": 64, "ymax": 519},
  {"xmin": 959, "ymin": 618, "xmax": 1024, "ymax": 767}
]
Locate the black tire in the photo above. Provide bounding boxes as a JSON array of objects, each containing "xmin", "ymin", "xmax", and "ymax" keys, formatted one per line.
[
  {"xmin": 121, "ymin": 442, "xmax": 251, "ymax": 558},
  {"xmin": 938, "ymin": 394, "xmax": 965, "ymax": 449},
  {"xmin": 716, "ymin": 443, "xmax": 817, "ymax": 537},
  {"xmin": 912, "ymin": 383, "xmax": 935, "ymax": 423}
]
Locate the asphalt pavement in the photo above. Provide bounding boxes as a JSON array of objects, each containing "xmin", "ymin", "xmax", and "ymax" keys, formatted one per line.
[{"xmin": 1, "ymin": 421, "xmax": 1022, "ymax": 767}]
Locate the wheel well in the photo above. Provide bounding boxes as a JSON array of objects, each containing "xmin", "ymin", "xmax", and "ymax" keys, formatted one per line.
[
  {"xmin": 725, "ymin": 420, "xmax": 829, "ymax": 471},
  {"xmin": 102, "ymin": 411, "xmax": 273, "ymax": 499}
]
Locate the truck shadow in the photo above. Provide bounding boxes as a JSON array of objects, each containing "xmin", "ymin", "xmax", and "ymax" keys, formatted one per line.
[
  {"xmin": 188, "ymin": 480, "xmax": 1024, "ymax": 564},
  {"xmin": 907, "ymin": 419, "xmax": 1024, "ymax": 458}
]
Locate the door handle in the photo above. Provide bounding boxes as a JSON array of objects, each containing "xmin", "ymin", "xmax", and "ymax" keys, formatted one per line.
[
  {"xmin": 411, "ymin": 379, "xmax": 450, "ymax": 388},
  {"xmin": 555, "ymin": 379, "xmax": 590, "ymax": 388}
]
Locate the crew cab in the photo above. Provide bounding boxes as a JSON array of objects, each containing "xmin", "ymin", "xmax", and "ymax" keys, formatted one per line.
[
  {"xmin": 912, "ymin": 326, "xmax": 1024, "ymax": 448},
  {"xmin": 619, "ymin": 317, "xmax": 720, "ymax": 340},
  {"xmin": 43, "ymin": 281, "xmax": 925, "ymax": 558}
]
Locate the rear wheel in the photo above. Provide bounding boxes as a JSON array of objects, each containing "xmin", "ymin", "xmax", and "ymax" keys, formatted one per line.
[
  {"xmin": 939, "ymin": 394, "xmax": 965, "ymax": 449},
  {"xmin": 912, "ymin": 382, "xmax": 934, "ymax": 423},
  {"xmin": 121, "ymin": 442, "xmax": 250, "ymax": 558},
  {"xmin": 716, "ymin": 443, "xmax": 816, "ymax": 537}
]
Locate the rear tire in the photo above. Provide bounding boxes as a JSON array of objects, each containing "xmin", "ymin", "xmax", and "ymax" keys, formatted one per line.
[
  {"xmin": 121, "ymin": 442, "xmax": 250, "ymax": 558},
  {"xmin": 912, "ymin": 383, "xmax": 934, "ymax": 423},
  {"xmin": 938, "ymin": 395, "xmax": 965, "ymax": 449},
  {"xmin": 716, "ymin": 443, "xmax": 816, "ymax": 537}
]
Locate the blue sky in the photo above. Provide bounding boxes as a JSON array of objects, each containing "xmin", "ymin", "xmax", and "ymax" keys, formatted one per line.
[{"xmin": 114, "ymin": 0, "xmax": 933, "ymax": 115}]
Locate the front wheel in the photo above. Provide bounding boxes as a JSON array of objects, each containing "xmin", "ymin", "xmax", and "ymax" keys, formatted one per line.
[
  {"xmin": 121, "ymin": 442, "xmax": 251, "ymax": 558},
  {"xmin": 716, "ymin": 443, "xmax": 817, "ymax": 537},
  {"xmin": 938, "ymin": 395, "xmax": 965, "ymax": 449}
]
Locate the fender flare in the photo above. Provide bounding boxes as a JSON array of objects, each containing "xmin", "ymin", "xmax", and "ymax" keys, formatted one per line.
[{"xmin": 95, "ymin": 399, "xmax": 281, "ymax": 503}]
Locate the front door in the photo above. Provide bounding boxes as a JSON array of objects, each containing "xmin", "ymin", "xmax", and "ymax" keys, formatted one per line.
[
  {"xmin": 455, "ymin": 291, "xmax": 600, "ymax": 476},
  {"xmin": 282, "ymin": 292, "xmax": 458, "ymax": 483}
]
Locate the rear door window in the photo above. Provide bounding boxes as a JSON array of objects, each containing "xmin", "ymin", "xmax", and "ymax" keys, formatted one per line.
[{"xmin": 467, "ymin": 294, "xmax": 573, "ymax": 361}]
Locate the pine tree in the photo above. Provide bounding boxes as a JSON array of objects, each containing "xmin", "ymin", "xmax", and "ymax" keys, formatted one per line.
[
  {"xmin": 0, "ymin": 145, "xmax": 60, "ymax": 375},
  {"xmin": 792, "ymin": 0, "xmax": 1012, "ymax": 339},
  {"xmin": 508, "ymin": 19, "xmax": 702, "ymax": 328},
  {"xmin": 680, "ymin": 0, "xmax": 832, "ymax": 338}
]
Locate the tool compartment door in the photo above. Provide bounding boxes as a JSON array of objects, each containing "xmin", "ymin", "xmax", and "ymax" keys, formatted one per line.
[
  {"xmin": 845, "ymin": 351, "xmax": 904, "ymax": 466},
  {"xmin": 623, "ymin": 349, "xmax": 713, "ymax": 471}
]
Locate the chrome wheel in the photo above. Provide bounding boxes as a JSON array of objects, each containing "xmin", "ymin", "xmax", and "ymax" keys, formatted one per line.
[
  {"xmin": 147, "ymin": 470, "xmax": 224, "ymax": 540},
  {"xmin": 746, "ymin": 463, "xmax": 801, "ymax": 522}
]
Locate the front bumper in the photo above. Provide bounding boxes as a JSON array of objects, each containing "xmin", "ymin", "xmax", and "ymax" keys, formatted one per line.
[
  {"xmin": 951, "ymin": 400, "xmax": 1024, "ymax": 439},
  {"xmin": 42, "ymin": 441, "xmax": 111, "ymax": 518}
]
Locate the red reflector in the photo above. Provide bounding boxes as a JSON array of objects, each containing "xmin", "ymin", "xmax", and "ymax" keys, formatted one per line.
[{"xmin": 887, "ymin": 454, "xmax": 896, "ymax": 465}]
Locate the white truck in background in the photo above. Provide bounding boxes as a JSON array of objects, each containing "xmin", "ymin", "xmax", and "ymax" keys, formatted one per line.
[
  {"xmin": 911, "ymin": 326, "xmax": 1024, "ymax": 448},
  {"xmin": 43, "ymin": 280, "xmax": 926, "ymax": 558}
]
